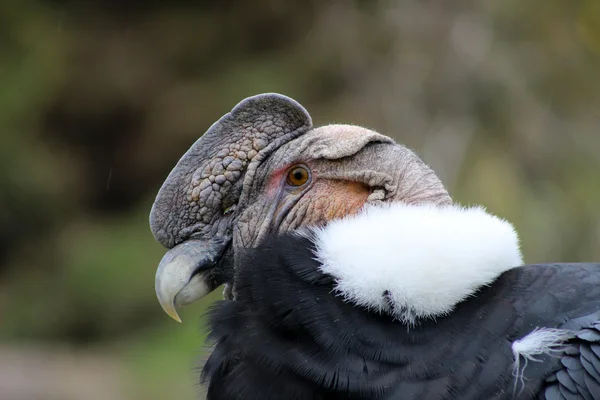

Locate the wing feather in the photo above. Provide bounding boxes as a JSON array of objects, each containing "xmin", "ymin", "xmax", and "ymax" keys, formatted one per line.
[{"xmin": 542, "ymin": 326, "xmax": 600, "ymax": 399}]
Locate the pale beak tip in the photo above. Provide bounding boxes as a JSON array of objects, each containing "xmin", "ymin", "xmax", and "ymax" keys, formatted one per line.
[
  {"xmin": 169, "ymin": 311, "xmax": 183, "ymax": 324},
  {"xmin": 155, "ymin": 239, "xmax": 224, "ymax": 324},
  {"xmin": 160, "ymin": 301, "xmax": 183, "ymax": 323}
]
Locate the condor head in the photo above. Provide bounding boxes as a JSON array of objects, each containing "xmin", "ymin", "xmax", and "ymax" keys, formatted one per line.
[{"xmin": 150, "ymin": 93, "xmax": 451, "ymax": 322}]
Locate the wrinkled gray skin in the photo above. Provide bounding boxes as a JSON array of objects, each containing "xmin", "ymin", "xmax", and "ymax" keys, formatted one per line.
[{"xmin": 150, "ymin": 93, "xmax": 451, "ymax": 322}]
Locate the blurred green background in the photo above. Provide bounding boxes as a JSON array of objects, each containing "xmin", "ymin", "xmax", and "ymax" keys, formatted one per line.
[{"xmin": 1, "ymin": 1, "xmax": 599, "ymax": 399}]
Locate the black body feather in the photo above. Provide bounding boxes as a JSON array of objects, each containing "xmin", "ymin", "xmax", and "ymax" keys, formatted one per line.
[{"xmin": 201, "ymin": 234, "xmax": 600, "ymax": 400}]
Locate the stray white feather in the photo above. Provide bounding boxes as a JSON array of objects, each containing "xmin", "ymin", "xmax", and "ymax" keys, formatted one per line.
[
  {"xmin": 511, "ymin": 328, "xmax": 574, "ymax": 393},
  {"xmin": 308, "ymin": 202, "xmax": 523, "ymax": 324}
]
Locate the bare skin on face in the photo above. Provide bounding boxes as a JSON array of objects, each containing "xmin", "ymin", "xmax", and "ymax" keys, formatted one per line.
[{"xmin": 280, "ymin": 179, "xmax": 370, "ymax": 231}]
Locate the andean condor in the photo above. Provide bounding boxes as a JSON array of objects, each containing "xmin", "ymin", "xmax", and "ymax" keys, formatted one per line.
[{"xmin": 149, "ymin": 93, "xmax": 600, "ymax": 399}]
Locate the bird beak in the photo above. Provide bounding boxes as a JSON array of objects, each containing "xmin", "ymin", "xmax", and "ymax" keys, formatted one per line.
[{"xmin": 154, "ymin": 238, "xmax": 229, "ymax": 323}]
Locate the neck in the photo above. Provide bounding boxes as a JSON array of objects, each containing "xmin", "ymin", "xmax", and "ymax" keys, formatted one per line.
[{"xmin": 202, "ymin": 233, "xmax": 523, "ymax": 398}]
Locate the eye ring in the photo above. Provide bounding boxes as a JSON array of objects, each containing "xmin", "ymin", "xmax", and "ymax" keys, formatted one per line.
[{"xmin": 286, "ymin": 165, "xmax": 311, "ymax": 187}]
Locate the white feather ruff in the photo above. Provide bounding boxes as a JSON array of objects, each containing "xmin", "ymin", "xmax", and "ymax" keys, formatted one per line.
[{"xmin": 308, "ymin": 202, "xmax": 524, "ymax": 324}]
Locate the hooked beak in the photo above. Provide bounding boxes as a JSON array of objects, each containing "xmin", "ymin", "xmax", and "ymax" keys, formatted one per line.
[{"xmin": 154, "ymin": 238, "xmax": 230, "ymax": 322}]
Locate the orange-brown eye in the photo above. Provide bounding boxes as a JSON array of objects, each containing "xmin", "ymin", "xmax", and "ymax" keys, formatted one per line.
[{"xmin": 286, "ymin": 166, "xmax": 310, "ymax": 186}]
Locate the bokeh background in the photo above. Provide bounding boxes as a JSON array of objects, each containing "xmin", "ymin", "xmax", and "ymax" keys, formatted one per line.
[{"xmin": 1, "ymin": 1, "xmax": 599, "ymax": 399}]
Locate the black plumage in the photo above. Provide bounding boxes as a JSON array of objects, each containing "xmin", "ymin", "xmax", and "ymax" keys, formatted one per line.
[{"xmin": 201, "ymin": 234, "xmax": 600, "ymax": 400}]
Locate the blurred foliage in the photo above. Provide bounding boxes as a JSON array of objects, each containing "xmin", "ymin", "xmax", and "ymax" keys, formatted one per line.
[{"xmin": 0, "ymin": 0, "xmax": 599, "ymax": 399}]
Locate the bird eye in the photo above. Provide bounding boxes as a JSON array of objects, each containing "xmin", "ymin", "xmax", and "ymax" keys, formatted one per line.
[{"xmin": 286, "ymin": 166, "xmax": 310, "ymax": 186}]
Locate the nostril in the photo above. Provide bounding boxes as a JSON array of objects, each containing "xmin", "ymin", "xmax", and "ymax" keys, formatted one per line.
[{"xmin": 222, "ymin": 205, "xmax": 236, "ymax": 216}]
